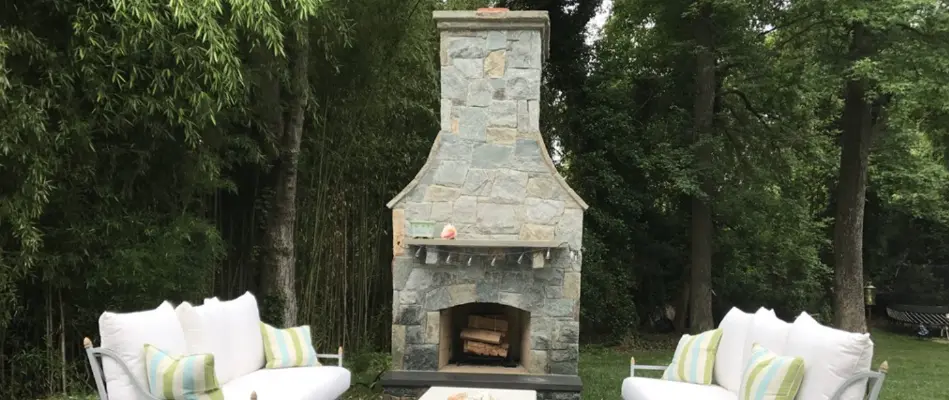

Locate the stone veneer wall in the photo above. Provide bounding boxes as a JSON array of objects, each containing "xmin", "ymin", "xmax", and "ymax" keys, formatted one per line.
[{"xmin": 386, "ymin": 10, "xmax": 588, "ymax": 376}]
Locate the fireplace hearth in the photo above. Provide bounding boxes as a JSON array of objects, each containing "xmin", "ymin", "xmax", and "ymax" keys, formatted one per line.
[{"xmin": 383, "ymin": 8, "xmax": 586, "ymax": 400}]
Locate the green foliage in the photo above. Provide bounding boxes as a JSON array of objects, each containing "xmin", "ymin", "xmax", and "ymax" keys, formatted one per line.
[{"xmin": 0, "ymin": 0, "xmax": 946, "ymax": 397}]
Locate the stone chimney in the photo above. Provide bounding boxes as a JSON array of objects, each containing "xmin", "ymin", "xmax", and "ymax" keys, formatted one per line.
[
  {"xmin": 384, "ymin": 11, "xmax": 586, "ymax": 391},
  {"xmin": 437, "ymin": 9, "xmax": 548, "ymax": 145}
]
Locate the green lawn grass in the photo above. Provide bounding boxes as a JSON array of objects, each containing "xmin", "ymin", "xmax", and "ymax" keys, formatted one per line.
[{"xmin": 47, "ymin": 329, "xmax": 947, "ymax": 400}]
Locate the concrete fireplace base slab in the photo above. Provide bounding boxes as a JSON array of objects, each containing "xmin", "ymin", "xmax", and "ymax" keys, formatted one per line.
[{"xmin": 381, "ymin": 371, "xmax": 582, "ymax": 400}]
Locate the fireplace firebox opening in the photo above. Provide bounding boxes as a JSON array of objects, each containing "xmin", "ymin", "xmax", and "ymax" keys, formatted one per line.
[{"xmin": 438, "ymin": 303, "xmax": 531, "ymax": 374}]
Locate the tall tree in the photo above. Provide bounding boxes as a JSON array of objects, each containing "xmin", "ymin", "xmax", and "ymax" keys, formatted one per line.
[
  {"xmin": 689, "ymin": 0, "xmax": 716, "ymax": 333},
  {"xmin": 258, "ymin": 22, "xmax": 311, "ymax": 327},
  {"xmin": 832, "ymin": 22, "xmax": 877, "ymax": 333}
]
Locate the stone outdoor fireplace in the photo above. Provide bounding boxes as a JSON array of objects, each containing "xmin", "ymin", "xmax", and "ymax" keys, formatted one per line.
[{"xmin": 385, "ymin": 8, "xmax": 586, "ymax": 389}]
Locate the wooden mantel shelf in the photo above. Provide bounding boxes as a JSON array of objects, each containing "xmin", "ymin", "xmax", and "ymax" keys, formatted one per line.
[
  {"xmin": 404, "ymin": 239, "xmax": 565, "ymax": 269},
  {"xmin": 404, "ymin": 238, "xmax": 565, "ymax": 248}
]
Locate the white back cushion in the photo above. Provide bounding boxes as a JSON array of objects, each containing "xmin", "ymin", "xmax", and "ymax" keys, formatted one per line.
[
  {"xmin": 175, "ymin": 301, "xmax": 230, "ymax": 378},
  {"xmin": 99, "ymin": 301, "xmax": 187, "ymax": 400},
  {"xmin": 201, "ymin": 291, "xmax": 265, "ymax": 383},
  {"xmin": 713, "ymin": 307, "xmax": 754, "ymax": 392},
  {"xmin": 785, "ymin": 313, "xmax": 873, "ymax": 400},
  {"xmin": 743, "ymin": 308, "xmax": 790, "ymax": 369}
]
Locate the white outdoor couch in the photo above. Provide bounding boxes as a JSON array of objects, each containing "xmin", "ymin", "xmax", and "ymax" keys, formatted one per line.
[
  {"xmin": 621, "ymin": 307, "xmax": 889, "ymax": 400},
  {"xmin": 83, "ymin": 292, "xmax": 351, "ymax": 400}
]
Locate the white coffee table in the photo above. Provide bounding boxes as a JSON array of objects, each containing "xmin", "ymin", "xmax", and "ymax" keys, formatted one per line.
[{"xmin": 419, "ymin": 386, "xmax": 536, "ymax": 400}]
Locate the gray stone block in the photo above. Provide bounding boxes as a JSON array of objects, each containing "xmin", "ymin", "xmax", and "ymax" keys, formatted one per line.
[
  {"xmin": 517, "ymin": 100, "xmax": 530, "ymax": 132},
  {"xmin": 543, "ymin": 299, "xmax": 575, "ymax": 318},
  {"xmin": 453, "ymin": 58, "xmax": 483, "ymax": 79},
  {"xmin": 447, "ymin": 36, "xmax": 487, "ymax": 58},
  {"xmin": 404, "ymin": 268, "xmax": 433, "ymax": 291},
  {"xmin": 487, "ymin": 31, "xmax": 507, "ymax": 50},
  {"xmin": 461, "ymin": 168, "xmax": 495, "ymax": 196},
  {"xmin": 472, "ymin": 143, "xmax": 512, "ymax": 169},
  {"xmin": 404, "ymin": 344, "xmax": 439, "ymax": 370},
  {"xmin": 399, "ymin": 290, "xmax": 419, "ymax": 305},
  {"xmin": 431, "ymin": 203, "xmax": 453, "ymax": 222},
  {"xmin": 458, "ymin": 107, "xmax": 488, "ymax": 140},
  {"xmin": 525, "ymin": 198, "xmax": 565, "ymax": 224},
  {"xmin": 441, "ymin": 66, "xmax": 468, "ymax": 101},
  {"xmin": 489, "ymin": 169, "xmax": 528, "ymax": 204},
  {"xmin": 395, "ymin": 305, "xmax": 423, "ymax": 325},
  {"xmin": 424, "ymin": 185, "xmax": 461, "ymax": 202},
  {"xmin": 441, "ymin": 99, "xmax": 453, "ymax": 131},
  {"xmin": 432, "ymin": 160, "xmax": 470, "ymax": 187},
  {"xmin": 526, "ymin": 177, "xmax": 558, "ymax": 199},
  {"xmin": 491, "ymin": 78, "xmax": 506, "ymax": 99},
  {"xmin": 550, "ymin": 345, "xmax": 579, "ymax": 363},
  {"xmin": 508, "ymin": 31, "xmax": 542, "ymax": 69},
  {"xmin": 406, "ymin": 325, "xmax": 425, "ymax": 344},
  {"xmin": 424, "ymin": 287, "xmax": 450, "ymax": 310},
  {"xmin": 505, "ymin": 68, "xmax": 541, "ymax": 100},
  {"xmin": 475, "ymin": 281, "xmax": 501, "ymax": 303},
  {"xmin": 489, "ymin": 100, "xmax": 518, "ymax": 127},
  {"xmin": 392, "ymin": 258, "xmax": 414, "ymax": 290},
  {"xmin": 528, "ymin": 100, "xmax": 540, "ymax": 132},
  {"xmin": 548, "ymin": 361, "xmax": 578, "ymax": 375},
  {"xmin": 452, "ymin": 195, "xmax": 477, "ymax": 223},
  {"xmin": 557, "ymin": 320, "xmax": 580, "ymax": 343},
  {"xmin": 467, "ymin": 79, "xmax": 493, "ymax": 107},
  {"xmin": 435, "ymin": 134, "xmax": 473, "ymax": 161},
  {"xmin": 556, "ymin": 208, "xmax": 584, "ymax": 248},
  {"xmin": 475, "ymin": 203, "xmax": 518, "ymax": 233}
]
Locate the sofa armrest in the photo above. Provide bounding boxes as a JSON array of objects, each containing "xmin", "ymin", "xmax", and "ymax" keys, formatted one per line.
[
  {"xmin": 315, "ymin": 345, "xmax": 345, "ymax": 367},
  {"xmin": 830, "ymin": 361, "xmax": 889, "ymax": 400},
  {"xmin": 83, "ymin": 337, "xmax": 165, "ymax": 400},
  {"xmin": 629, "ymin": 357, "xmax": 668, "ymax": 377}
]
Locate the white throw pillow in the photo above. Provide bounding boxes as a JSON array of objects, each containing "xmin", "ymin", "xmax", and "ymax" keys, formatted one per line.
[
  {"xmin": 742, "ymin": 308, "xmax": 791, "ymax": 370},
  {"xmin": 785, "ymin": 313, "xmax": 874, "ymax": 400},
  {"xmin": 201, "ymin": 291, "xmax": 265, "ymax": 383},
  {"xmin": 714, "ymin": 307, "xmax": 754, "ymax": 392},
  {"xmin": 98, "ymin": 301, "xmax": 187, "ymax": 400}
]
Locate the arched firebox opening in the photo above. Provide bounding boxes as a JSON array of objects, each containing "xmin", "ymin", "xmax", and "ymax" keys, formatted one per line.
[{"xmin": 438, "ymin": 302, "xmax": 531, "ymax": 373}]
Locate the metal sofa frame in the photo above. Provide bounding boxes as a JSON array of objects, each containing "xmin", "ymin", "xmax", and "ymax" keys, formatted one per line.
[
  {"xmin": 83, "ymin": 337, "xmax": 344, "ymax": 400},
  {"xmin": 627, "ymin": 358, "xmax": 889, "ymax": 400}
]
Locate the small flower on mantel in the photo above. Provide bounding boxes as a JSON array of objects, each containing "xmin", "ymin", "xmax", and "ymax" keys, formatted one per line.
[{"xmin": 441, "ymin": 224, "xmax": 457, "ymax": 240}]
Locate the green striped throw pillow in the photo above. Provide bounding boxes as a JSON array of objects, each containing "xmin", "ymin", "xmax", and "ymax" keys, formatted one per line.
[
  {"xmin": 260, "ymin": 322, "xmax": 321, "ymax": 369},
  {"xmin": 738, "ymin": 343, "xmax": 805, "ymax": 400},
  {"xmin": 143, "ymin": 344, "xmax": 223, "ymax": 400},
  {"xmin": 661, "ymin": 328, "xmax": 723, "ymax": 385}
]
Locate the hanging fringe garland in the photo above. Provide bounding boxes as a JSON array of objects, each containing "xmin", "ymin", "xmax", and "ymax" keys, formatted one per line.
[{"xmin": 400, "ymin": 241, "xmax": 581, "ymax": 267}]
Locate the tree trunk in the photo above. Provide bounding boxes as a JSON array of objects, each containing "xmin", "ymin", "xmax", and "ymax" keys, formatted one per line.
[
  {"xmin": 833, "ymin": 23, "xmax": 874, "ymax": 333},
  {"xmin": 689, "ymin": 1, "xmax": 716, "ymax": 334},
  {"xmin": 261, "ymin": 25, "xmax": 310, "ymax": 327},
  {"xmin": 673, "ymin": 270, "xmax": 690, "ymax": 333}
]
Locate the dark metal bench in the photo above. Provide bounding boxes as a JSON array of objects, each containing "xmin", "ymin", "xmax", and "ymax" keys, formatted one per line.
[{"xmin": 885, "ymin": 304, "xmax": 949, "ymax": 337}]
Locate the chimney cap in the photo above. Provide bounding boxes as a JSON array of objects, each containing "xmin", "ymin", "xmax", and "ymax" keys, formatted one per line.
[
  {"xmin": 476, "ymin": 7, "xmax": 509, "ymax": 13},
  {"xmin": 432, "ymin": 10, "xmax": 550, "ymax": 61}
]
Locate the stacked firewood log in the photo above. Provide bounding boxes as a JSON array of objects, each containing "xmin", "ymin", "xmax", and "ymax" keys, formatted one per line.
[{"xmin": 460, "ymin": 315, "xmax": 509, "ymax": 358}]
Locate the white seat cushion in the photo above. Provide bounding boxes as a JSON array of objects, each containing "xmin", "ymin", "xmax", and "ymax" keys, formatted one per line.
[
  {"xmin": 202, "ymin": 292, "xmax": 265, "ymax": 384},
  {"xmin": 784, "ymin": 313, "xmax": 873, "ymax": 400},
  {"xmin": 621, "ymin": 377, "xmax": 736, "ymax": 400},
  {"xmin": 99, "ymin": 301, "xmax": 187, "ymax": 400},
  {"xmin": 714, "ymin": 307, "xmax": 754, "ymax": 392},
  {"xmin": 221, "ymin": 366, "xmax": 352, "ymax": 400}
]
